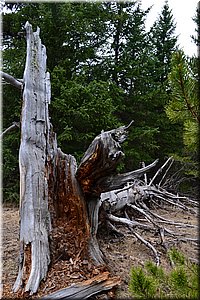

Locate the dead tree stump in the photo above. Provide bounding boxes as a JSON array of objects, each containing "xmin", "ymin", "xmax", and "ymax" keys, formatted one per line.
[{"xmin": 10, "ymin": 22, "xmax": 161, "ymax": 296}]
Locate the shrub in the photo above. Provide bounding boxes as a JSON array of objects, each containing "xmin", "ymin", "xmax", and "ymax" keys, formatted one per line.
[{"xmin": 129, "ymin": 248, "xmax": 199, "ymax": 299}]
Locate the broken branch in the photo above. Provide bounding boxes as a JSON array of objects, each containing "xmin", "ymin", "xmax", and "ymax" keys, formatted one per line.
[
  {"xmin": 1, "ymin": 71, "xmax": 23, "ymax": 90},
  {"xmin": 0, "ymin": 122, "xmax": 20, "ymax": 138}
]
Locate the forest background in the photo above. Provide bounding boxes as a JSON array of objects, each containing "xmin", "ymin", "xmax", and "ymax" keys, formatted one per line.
[{"xmin": 2, "ymin": 0, "xmax": 199, "ymax": 203}]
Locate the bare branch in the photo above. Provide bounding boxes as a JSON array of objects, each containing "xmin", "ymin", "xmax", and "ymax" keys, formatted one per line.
[
  {"xmin": 1, "ymin": 71, "xmax": 23, "ymax": 90},
  {"xmin": 141, "ymin": 162, "xmax": 148, "ymax": 184},
  {"xmin": 107, "ymin": 213, "xmax": 153, "ymax": 230},
  {"xmin": 0, "ymin": 122, "xmax": 20, "ymax": 138},
  {"xmin": 149, "ymin": 156, "xmax": 173, "ymax": 186},
  {"xmin": 158, "ymin": 158, "xmax": 174, "ymax": 187},
  {"xmin": 99, "ymin": 159, "xmax": 159, "ymax": 192},
  {"xmin": 41, "ymin": 272, "xmax": 120, "ymax": 300},
  {"xmin": 131, "ymin": 229, "xmax": 160, "ymax": 266},
  {"xmin": 124, "ymin": 120, "xmax": 134, "ymax": 130}
]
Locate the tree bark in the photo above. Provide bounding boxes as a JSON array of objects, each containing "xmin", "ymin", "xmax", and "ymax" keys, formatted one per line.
[
  {"xmin": 75, "ymin": 124, "xmax": 158, "ymax": 266},
  {"xmin": 12, "ymin": 22, "xmax": 133, "ymax": 296}
]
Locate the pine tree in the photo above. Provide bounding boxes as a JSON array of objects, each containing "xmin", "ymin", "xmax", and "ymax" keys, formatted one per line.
[
  {"xmin": 149, "ymin": 0, "xmax": 178, "ymax": 83},
  {"xmin": 166, "ymin": 50, "xmax": 199, "ymax": 158},
  {"xmin": 142, "ymin": 1, "xmax": 184, "ymax": 168},
  {"xmin": 2, "ymin": 1, "xmax": 188, "ymax": 202},
  {"xmin": 165, "ymin": 5, "xmax": 199, "ymax": 183},
  {"xmin": 2, "ymin": 2, "xmax": 122, "ymax": 201}
]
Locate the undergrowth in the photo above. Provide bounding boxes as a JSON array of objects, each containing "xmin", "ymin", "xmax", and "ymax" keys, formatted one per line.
[{"xmin": 129, "ymin": 247, "xmax": 199, "ymax": 299}]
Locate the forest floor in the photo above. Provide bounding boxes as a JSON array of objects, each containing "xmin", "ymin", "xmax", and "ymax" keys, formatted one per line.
[{"xmin": 1, "ymin": 202, "xmax": 198, "ymax": 299}]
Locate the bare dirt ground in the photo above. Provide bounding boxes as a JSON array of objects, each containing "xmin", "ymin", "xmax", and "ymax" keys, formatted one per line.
[{"xmin": 1, "ymin": 202, "xmax": 198, "ymax": 299}]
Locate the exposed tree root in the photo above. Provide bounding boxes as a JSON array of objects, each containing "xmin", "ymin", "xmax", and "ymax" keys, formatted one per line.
[{"xmin": 100, "ymin": 157, "xmax": 198, "ymax": 265}]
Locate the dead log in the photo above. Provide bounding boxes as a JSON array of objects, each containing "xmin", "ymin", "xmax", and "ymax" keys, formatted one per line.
[
  {"xmin": 75, "ymin": 125, "xmax": 158, "ymax": 266},
  {"xmin": 13, "ymin": 22, "xmax": 91, "ymax": 295},
  {"xmin": 41, "ymin": 272, "xmax": 120, "ymax": 299},
  {"xmin": 99, "ymin": 158, "xmax": 198, "ymax": 263}
]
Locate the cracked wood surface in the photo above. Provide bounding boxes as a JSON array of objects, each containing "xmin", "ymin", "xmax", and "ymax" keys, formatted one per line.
[{"xmin": 13, "ymin": 22, "xmax": 51, "ymax": 295}]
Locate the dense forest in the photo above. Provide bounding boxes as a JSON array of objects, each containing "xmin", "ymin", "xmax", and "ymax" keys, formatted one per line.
[{"xmin": 2, "ymin": 1, "xmax": 199, "ymax": 203}]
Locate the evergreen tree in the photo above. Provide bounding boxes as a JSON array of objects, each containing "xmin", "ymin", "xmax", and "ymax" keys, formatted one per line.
[
  {"xmin": 165, "ymin": 6, "xmax": 199, "ymax": 186},
  {"xmin": 166, "ymin": 50, "xmax": 198, "ymax": 163},
  {"xmin": 149, "ymin": 0, "xmax": 178, "ymax": 83},
  {"xmin": 2, "ymin": 2, "xmax": 122, "ymax": 201},
  {"xmin": 143, "ymin": 0, "xmax": 184, "ymax": 167},
  {"xmin": 2, "ymin": 1, "xmax": 187, "ymax": 202}
]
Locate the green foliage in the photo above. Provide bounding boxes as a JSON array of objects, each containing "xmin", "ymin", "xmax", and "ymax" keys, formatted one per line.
[
  {"xmin": 50, "ymin": 77, "xmax": 121, "ymax": 158},
  {"xmin": 145, "ymin": 261, "xmax": 165, "ymax": 280},
  {"xmin": 166, "ymin": 51, "xmax": 198, "ymax": 151},
  {"xmin": 166, "ymin": 52, "xmax": 198, "ymax": 122},
  {"xmin": 191, "ymin": 4, "xmax": 200, "ymax": 46},
  {"xmin": 129, "ymin": 248, "xmax": 199, "ymax": 299},
  {"xmin": 149, "ymin": 1, "xmax": 178, "ymax": 83},
  {"xmin": 2, "ymin": 1, "xmax": 192, "ymax": 202},
  {"xmin": 129, "ymin": 266, "xmax": 157, "ymax": 298},
  {"xmin": 183, "ymin": 120, "xmax": 198, "ymax": 153},
  {"xmin": 165, "ymin": 50, "xmax": 198, "ymax": 180},
  {"xmin": 3, "ymin": 131, "xmax": 20, "ymax": 203},
  {"xmin": 168, "ymin": 247, "xmax": 185, "ymax": 266}
]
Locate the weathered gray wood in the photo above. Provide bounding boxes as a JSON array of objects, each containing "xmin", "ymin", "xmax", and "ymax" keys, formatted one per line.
[
  {"xmin": 96, "ymin": 159, "xmax": 159, "ymax": 192},
  {"xmin": 99, "ymin": 160, "xmax": 198, "ymax": 265},
  {"xmin": 0, "ymin": 71, "xmax": 23, "ymax": 89},
  {"xmin": 41, "ymin": 272, "xmax": 120, "ymax": 299},
  {"xmin": 87, "ymin": 197, "xmax": 105, "ymax": 265},
  {"xmin": 76, "ymin": 126, "xmax": 158, "ymax": 195},
  {"xmin": 75, "ymin": 124, "xmax": 158, "ymax": 265},
  {"xmin": 13, "ymin": 22, "xmax": 51, "ymax": 294}
]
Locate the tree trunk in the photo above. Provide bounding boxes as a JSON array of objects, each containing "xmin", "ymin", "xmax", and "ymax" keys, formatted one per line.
[
  {"xmin": 13, "ymin": 22, "xmax": 52, "ymax": 294},
  {"xmin": 13, "ymin": 22, "xmax": 91, "ymax": 295}
]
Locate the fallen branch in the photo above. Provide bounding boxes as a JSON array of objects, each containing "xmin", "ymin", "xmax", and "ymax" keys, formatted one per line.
[
  {"xmin": 98, "ymin": 157, "xmax": 198, "ymax": 265},
  {"xmin": 107, "ymin": 213, "xmax": 154, "ymax": 230},
  {"xmin": 98, "ymin": 159, "xmax": 159, "ymax": 192},
  {"xmin": 158, "ymin": 158, "xmax": 174, "ymax": 187},
  {"xmin": 41, "ymin": 272, "xmax": 120, "ymax": 299},
  {"xmin": 131, "ymin": 229, "xmax": 160, "ymax": 266}
]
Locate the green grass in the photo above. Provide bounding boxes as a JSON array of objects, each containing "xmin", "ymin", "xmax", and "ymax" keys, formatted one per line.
[{"xmin": 129, "ymin": 248, "xmax": 199, "ymax": 299}]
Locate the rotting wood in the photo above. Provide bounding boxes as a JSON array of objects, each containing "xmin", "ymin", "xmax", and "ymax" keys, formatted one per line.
[
  {"xmin": 75, "ymin": 124, "xmax": 158, "ymax": 266},
  {"xmin": 47, "ymin": 148, "xmax": 90, "ymax": 264},
  {"xmin": 41, "ymin": 272, "xmax": 121, "ymax": 299}
]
